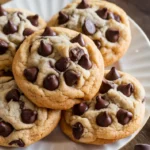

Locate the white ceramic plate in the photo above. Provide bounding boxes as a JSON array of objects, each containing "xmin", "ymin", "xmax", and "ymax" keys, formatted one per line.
[{"xmin": 1, "ymin": 0, "xmax": 150, "ymax": 150}]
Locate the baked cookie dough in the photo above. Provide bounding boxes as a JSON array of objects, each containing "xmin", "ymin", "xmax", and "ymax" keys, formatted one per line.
[
  {"xmin": 60, "ymin": 67, "xmax": 145, "ymax": 145},
  {"xmin": 48, "ymin": 0, "xmax": 131, "ymax": 67},
  {"xmin": 12, "ymin": 27, "xmax": 104, "ymax": 109},
  {"xmin": 0, "ymin": 5, "xmax": 46, "ymax": 69},
  {"xmin": 0, "ymin": 71, "xmax": 61, "ymax": 147}
]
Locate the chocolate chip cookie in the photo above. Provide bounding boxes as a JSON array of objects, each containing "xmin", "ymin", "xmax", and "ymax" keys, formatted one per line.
[
  {"xmin": 0, "ymin": 5, "xmax": 46, "ymax": 70},
  {"xmin": 48, "ymin": 0, "xmax": 131, "ymax": 67},
  {"xmin": 12, "ymin": 27, "xmax": 104, "ymax": 109},
  {"xmin": 60, "ymin": 67, "xmax": 145, "ymax": 145},
  {"xmin": 0, "ymin": 71, "xmax": 61, "ymax": 147}
]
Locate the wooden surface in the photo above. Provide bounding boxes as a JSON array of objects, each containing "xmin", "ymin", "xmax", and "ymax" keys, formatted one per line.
[{"xmin": 1, "ymin": 0, "xmax": 150, "ymax": 150}]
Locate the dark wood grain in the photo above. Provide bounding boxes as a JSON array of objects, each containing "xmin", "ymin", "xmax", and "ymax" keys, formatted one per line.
[{"xmin": 1, "ymin": 0, "xmax": 150, "ymax": 150}]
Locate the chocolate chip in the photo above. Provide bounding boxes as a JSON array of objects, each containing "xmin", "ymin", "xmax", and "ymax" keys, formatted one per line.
[
  {"xmin": 117, "ymin": 83, "xmax": 134, "ymax": 97},
  {"xmin": 96, "ymin": 8, "xmax": 108, "ymax": 19},
  {"xmin": 106, "ymin": 29, "xmax": 119, "ymax": 43},
  {"xmin": 58, "ymin": 11, "xmax": 69, "ymax": 25},
  {"xmin": 78, "ymin": 54, "xmax": 92, "ymax": 70},
  {"xmin": 99, "ymin": 79, "xmax": 114, "ymax": 94},
  {"xmin": 27, "ymin": 15, "xmax": 39, "ymax": 26},
  {"xmin": 77, "ymin": 0, "xmax": 89, "ymax": 9},
  {"xmin": 96, "ymin": 112, "xmax": 112, "ymax": 127},
  {"xmin": 69, "ymin": 47, "xmax": 84, "ymax": 62},
  {"xmin": 108, "ymin": 13, "xmax": 121, "ymax": 22},
  {"xmin": 24, "ymin": 67, "xmax": 39, "ymax": 82},
  {"xmin": 6, "ymin": 89, "xmax": 20, "ymax": 102},
  {"xmin": 72, "ymin": 122, "xmax": 84, "ymax": 140},
  {"xmin": 95, "ymin": 95, "xmax": 109, "ymax": 110},
  {"xmin": 19, "ymin": 101, "xmax": 25, "ymax": 109},
  {"xmin": 117, "ymin": 109, "xmax": 133, "ymax": 125},
  {"xmin": 42, "ymin": 27, "xmax": 56, "ymax": 36},
  {"xmin": 21, "ymin": 109, "xmax": 37, "ymax": 124},
  {"xmin": 9, "ymin": 139, "xmax": 25, "ymax": 147},
  {"xmin": 82, "ymin": 19, "xmax": 96, "ymax": 35},
  {"xmin": 23, "ymin": 28, "xmax": 34, "ymax": 36},
  {"xmin": 0, "ymin": 5, "xmax": 7, "ymax": 16},
  {"xmin": 70, "ymin": 34, "xmax": 85, "ymax": 47},
  {"xmin": 64, "ymin": 70, "xmax": 80, "ymax": 86},
  {"xmin": 0, "ymin": 121, "xmax": 14, "ymax": 137},
  {"xmin": 43, "ymin": 74, "xmax": 59, "ymax": 91},
  {"xmin": 38, "ymin": 41, "xmax": 53, "ymax": 57},
  {"xmin": 0, "ymin": 70, "xmax": 13, "ymax": 77},
  {"xmin": 0, "ymin": 39, "xmax": 9, "ymax": 55},
  {"xmin": 105, "ymin": 67, "xmax": 120, "ymax": 81},
  {"xmin": 73, "ymin": 103, "xmax": 88, "ymax": 116},
  {"xmin": 93, "ymin": 40, "xmax": 101, "ymax": 49},
  {"xmin": 55, "ymin": 57, "xmax": 70, "ymax": 72},
  {"xmin": 3, "ymin": 21, "xmax": 18, "ymax": 35},
  {"xmin": 114, "ymin": 14, "xmax": 121, "ymax": 22},
  {"xmin": 134, "ymin": 144, "xmax": 150, "ymax": 150}
]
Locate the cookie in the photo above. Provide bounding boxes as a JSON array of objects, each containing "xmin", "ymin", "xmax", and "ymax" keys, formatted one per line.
[
  {"xmin": 0, "ymin": 71, "xmax": 61, "ymax": 147},
  {"xmin": 12, "ymin": 27, "xmax": 104, "ymax": 109},
  {"xmin": 60, "ymin": 67, "xmax": 145, "ymax": 145},
  {"xmin": 48, "ymin": 0, "xmax": 131, "ymax": 67},
  {"xmin": 0, "ymin": 5, "xmax": 46, "ymax": 70}
]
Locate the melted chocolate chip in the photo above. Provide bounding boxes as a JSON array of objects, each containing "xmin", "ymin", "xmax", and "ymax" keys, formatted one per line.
[
  {"xmin": 24, "ymin": 67, "xmax": 39, "ymax": 82},
  {"xmin": 78, "ymin": 54, "xmax": 92, "ymax": 70},
  {"xmin": 105, "ymin": 67, "xmax": 120, "ymax": 81},
  {"xmin": 55, "ymin": 57, "xmax": 70, "ymax": 72},
  {"xmin": 69, "ymin": 47, "xmax": 84, "ymax": 62},
  {"xmin": 134, "ymin": 144, "xmax": 150, "ymax": 150},
  {"xmin": 3, "ymin": 21, "xmax": 18, "ymax": 35},
  {"xmin": 99, "ymin": 80, "xmax": 114, "ymax": 94},
  {"xmin": 77, "ymin": 0, "xmax": 89, "ymax": 9},
  {"xmin": 0, "ymin": 39, "xmax": 9, "ymax": 55},
  {"xmin": 70, "ymin": 34, "xmax": 85, "ymax": 47},
  {"xmin": 95, "ymin": 95, "xmax": 109, "ymax": 110},
  {"xmin": 27, "ymin": 15, "xmax": 39, "ymax": 26},
  {"xmin": 96, "ymin": 112, "xmax": 112, "ymax": 127},
  {"xmin": 19, "ymin": 101, "xmax": 25, "ymax": 109},
  {"xmin": 82, "ymin": 19, "xmax": 96, "ymax": 35},
  {"xmin": 72, "ymin": 122, "xmax": 84, "ymax": 140},
  {"xmin": 117, "ymin": 83, "xmax": 134, "ymax": 97},
  {"xmin": 21, "ymin": 109, "xmax": 37, "ymax": 124},
  {"xmin": 9, "ymin": 139, "xmax": 25, "ymax": 147},
  {"xmin": 0, "ymin": 5, "xmax": 7, "ymax": 16},
  {"xmin": 38, "ymin": 41, "xmax": 53, "ymax": 57},
  {"xmin": 64, "ymin": 70, "xmax": 80, "ymax": 86},
  {"xmin": 0, "ymin": 121, "xmax": 14, "ymax": 137},
  {"xmin": 43, "ymin": 74, "xmax": 59, "ymax": 91},
  {"xmin": 58, "ymin": 11, "xmax": 69, "ymax": 25},
  {"xmin": 93, "ymin": 40, "xmax": 101, "ymax": 49},
  {"xmin": 96, "ymin": 8, "xmax": 108, "ymax": 19},
  {"xmin": 23, "ymin": 28, "xmax": 34, "ymax": 36},
  {"xmin": 42, "ymin": 27, "xmax": 56, "ymax": 36},
  {"xmin": 117, "ymin": 109, "xmax": 133, "ymax": 125},
  {"xmin": 6, "ymin": 89, "xmax": 20, "ymax": 102},
  {"xmin": 106, "ymin": 29, "xmax": 119, "ymax": 43},
  {"xmin": 73, "ymin": 103, "xmax": 88, "ymax": 116}
]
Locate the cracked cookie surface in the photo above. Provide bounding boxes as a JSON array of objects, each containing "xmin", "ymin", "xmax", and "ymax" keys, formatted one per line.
[
  {"xmin": 60, "ymin": 67, "xmax": 145, "ymax": 145},
  {"xmin": 48, "ymin": 0, "xmax": 131, "ymax": 67},
  {"xmin": 12, "ymin": 27, "xmax": 104, "ymax": 109},
  {"xmin": 0, "ymin": 6, "xmax": 46, "ymax": 69},
  {"xmin": 0, "ymin": 72, "xmax": 61, "ymax": 147}
]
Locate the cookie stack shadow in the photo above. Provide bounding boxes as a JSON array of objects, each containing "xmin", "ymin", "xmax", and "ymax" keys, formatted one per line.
[{"xmin": 0, "ymin": 0, "xmax": 145, "ymax": 148}]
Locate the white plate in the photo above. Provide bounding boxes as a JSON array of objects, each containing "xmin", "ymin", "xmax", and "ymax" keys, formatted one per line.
[{"xmin": 2, "ymin": 0, "xmax": 150, "ymax": 150}]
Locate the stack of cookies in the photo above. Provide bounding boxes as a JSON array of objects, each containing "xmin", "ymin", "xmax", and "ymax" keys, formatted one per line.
[{"xmin": 0, "ymin": 0, "xmax": 145, "ymax": 148}]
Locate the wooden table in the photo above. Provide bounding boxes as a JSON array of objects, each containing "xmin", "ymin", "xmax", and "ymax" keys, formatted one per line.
[{"xmin": 1, "ymin": 0, "xmax": 150, "ymax": 149}]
